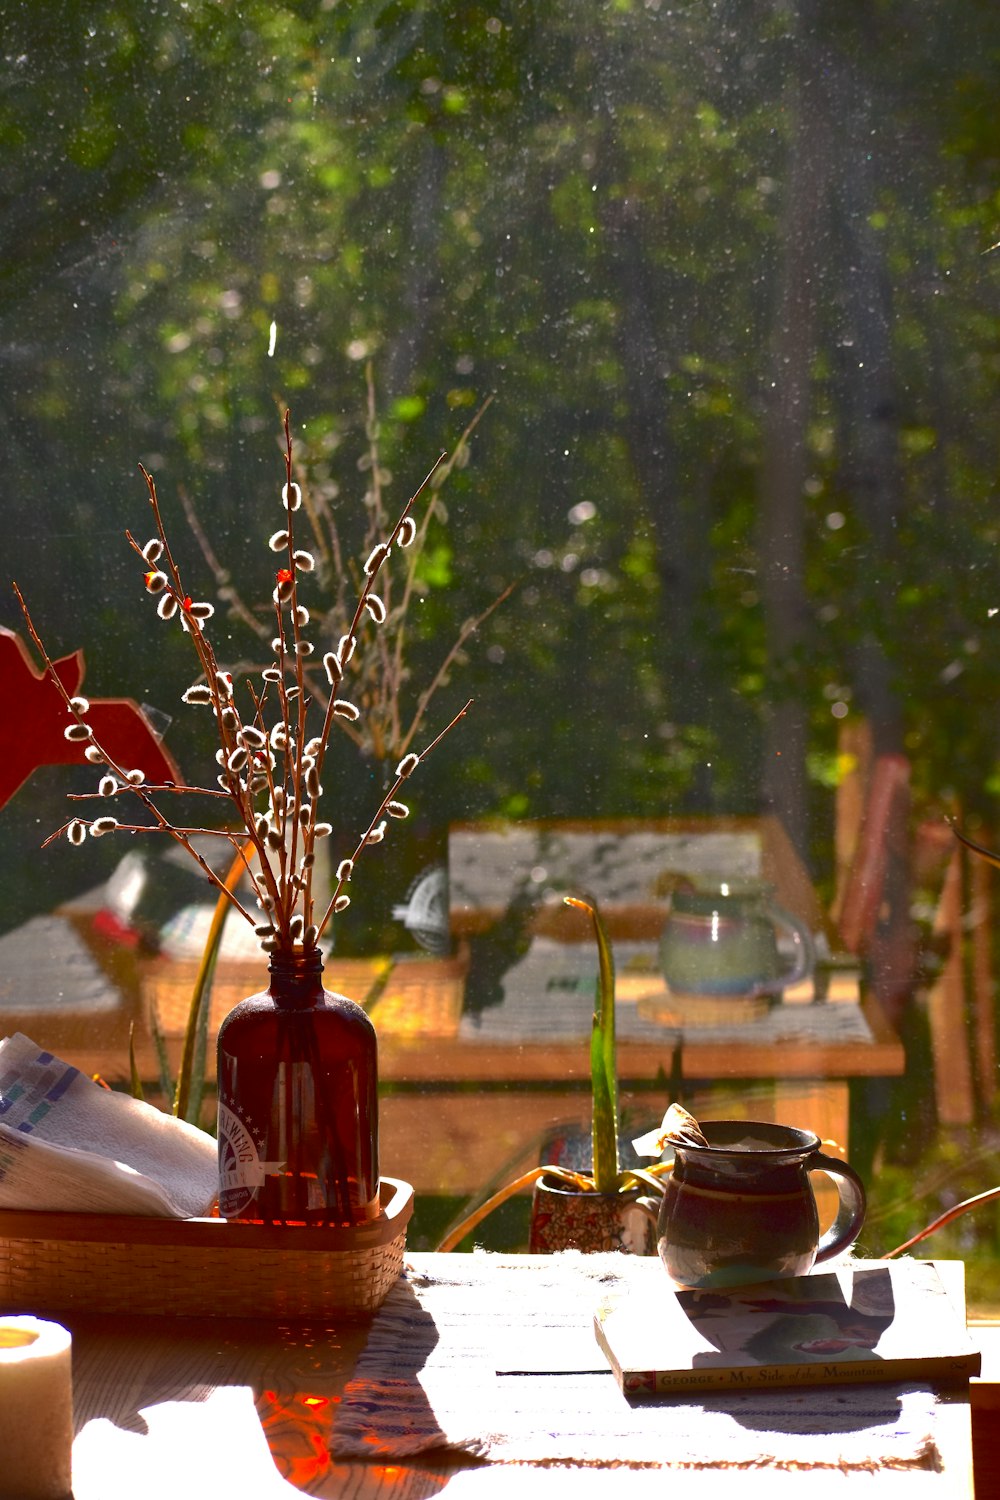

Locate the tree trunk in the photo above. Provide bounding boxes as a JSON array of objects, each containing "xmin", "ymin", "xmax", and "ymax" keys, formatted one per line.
[{"xmin": 758, "ymin": 27, "xmax": 830, "ymax": 860}]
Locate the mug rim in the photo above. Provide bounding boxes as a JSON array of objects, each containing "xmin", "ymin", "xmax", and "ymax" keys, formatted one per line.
[{"xmin": 674, "ymin": 1119, "xmax": 821, "ymax": 1157}]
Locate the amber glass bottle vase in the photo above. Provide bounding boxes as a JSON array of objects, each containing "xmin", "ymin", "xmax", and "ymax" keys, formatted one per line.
[{"xmin": 216, "ymin": 946, "xmax": 379, "ymax": 1226}]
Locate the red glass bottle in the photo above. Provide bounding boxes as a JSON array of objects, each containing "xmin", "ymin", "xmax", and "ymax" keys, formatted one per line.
[{"xmin": 216, "ymin": 946, "xmax": 379, "ymax": 1225}]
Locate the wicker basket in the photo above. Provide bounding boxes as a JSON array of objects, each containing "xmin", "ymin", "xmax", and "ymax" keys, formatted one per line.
[{"xmin": 0, "ymin": 1176, "xmax": 412, "ymax": 1321}]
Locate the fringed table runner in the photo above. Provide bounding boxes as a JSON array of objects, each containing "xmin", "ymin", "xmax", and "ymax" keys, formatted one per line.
[{"xmin": 326, "ymin": 1253, "xmax": 941, "ymax": 1471}]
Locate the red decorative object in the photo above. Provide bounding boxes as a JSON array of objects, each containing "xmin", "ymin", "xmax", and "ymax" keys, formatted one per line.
[{"xmin": 0, "ymin": 626, "xmax": 181, "ymax": 811}]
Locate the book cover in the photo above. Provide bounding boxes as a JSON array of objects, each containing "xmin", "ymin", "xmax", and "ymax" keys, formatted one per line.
[{"xmin": 594, "ymin": 1259, "xmax": 981, "ymax": 1397}]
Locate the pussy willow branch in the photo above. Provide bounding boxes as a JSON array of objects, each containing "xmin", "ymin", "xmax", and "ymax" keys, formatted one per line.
[
  {"xmin": 315, "ymin": 696, "xmax": 472, "ymax": 939},
  {"xmin": 303, "ymin": 449, "xmax": 448, "ymax": 906},
  {"xmin": 12, "ymin": 581, "xmax": 258, "ymax": 930},
  {"xmin": 389, "ymin": 394, "xmax": 495, "ymax": 739},
  {"xmin": 131, "ymin": 467, "xmax": 279, "ymax": 919},
  {"xmin": 181, "ymin": 387, "xmax": 499, "ymax": 766},
  {"xmin": 398, "ymin": 580, "xmax": 516, "ymax": 757}
]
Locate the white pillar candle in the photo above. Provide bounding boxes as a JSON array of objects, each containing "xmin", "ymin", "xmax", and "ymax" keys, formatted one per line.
[{"xmin": 0, "ymin": 1316, "xmax": 73, "ymax": 1500}]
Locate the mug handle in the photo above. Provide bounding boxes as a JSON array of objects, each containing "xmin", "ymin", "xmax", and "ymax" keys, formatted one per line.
[
  {"xmin": 809, "ymin": 1150, "xmax": 867, "ymax": 1262},
  {"xmin": 757, "ymin": 899, "xmax": 816, "ymax": 994}
]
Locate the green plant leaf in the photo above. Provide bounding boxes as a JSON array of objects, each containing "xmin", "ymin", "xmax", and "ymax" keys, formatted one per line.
[
  {"xmin": 174, "ymin": 844, "xmax": 247, "ymax": 1122},
  {"xmin": 566, "ymin": 894, "xmax": 619, "ymax": 1193},
  {"xmin": 128, "ymin": 1021, "xmax": 145, "ymax": 1103}
]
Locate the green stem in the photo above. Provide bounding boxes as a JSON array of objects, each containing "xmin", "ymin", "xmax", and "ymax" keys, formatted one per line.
[
  {"xmin": 566, "ymin": 895, "xmax": 619, "ymax": 1194},
  {"xmin": 174, "ymin": 844, "xmax": 247, "ymax": 1121}
]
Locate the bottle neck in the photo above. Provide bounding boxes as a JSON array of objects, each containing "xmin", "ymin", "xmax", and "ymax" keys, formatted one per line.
[{"xmin": 267, "ymin": 945, "xmax": 325, "ymax": 1008}]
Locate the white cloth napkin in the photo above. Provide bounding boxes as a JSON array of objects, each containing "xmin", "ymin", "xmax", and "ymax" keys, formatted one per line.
[{"xmin": 0, "ymin": 1032, "xmax": 218, "ymax": 1218}]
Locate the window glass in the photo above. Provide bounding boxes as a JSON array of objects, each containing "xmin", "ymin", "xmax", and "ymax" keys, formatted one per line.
[{"xmin": 2, "ymin": 1, "xmax": 1000, "ymax": 1308}]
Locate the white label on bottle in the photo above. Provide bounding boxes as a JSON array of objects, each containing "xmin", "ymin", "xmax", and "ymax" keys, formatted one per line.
[{"xmin": 218, "ymin": 1103, "xmax": 285, "ymax": 1215}]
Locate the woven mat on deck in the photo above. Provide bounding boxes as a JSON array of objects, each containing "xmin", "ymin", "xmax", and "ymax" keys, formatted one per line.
[{"xmin": 326, "ymin": 1254, "xmax": 940, "ymax": 1470}]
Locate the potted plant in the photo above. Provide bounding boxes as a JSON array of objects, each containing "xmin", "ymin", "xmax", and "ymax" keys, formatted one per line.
[
  {"xmin": 437, "ymin": 894, "xmax": 670, "ymax": 1253},
  {"xmin": 178, "ymin": 371, "xmax": 510, "ymax": 959},
  {"xmin": 13, "ymin": 410, "xmax": 469, "ymax": 1231}
]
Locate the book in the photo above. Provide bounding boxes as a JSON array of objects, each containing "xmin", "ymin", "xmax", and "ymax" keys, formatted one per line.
[{"xmin": 593, "ymin": 1259, "xmax": 981, "ymax": 1396}]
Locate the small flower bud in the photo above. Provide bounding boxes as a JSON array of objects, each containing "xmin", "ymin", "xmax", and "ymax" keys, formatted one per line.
[
  {"xmin": 182, "ymin": 684, "xmax": 213, "ymax": 705},
  {"xmin": 262, "ymin": 666, "xmax": 281, "ymax": 683},
  {"xmin": 157, "ymin": 593, "xmax": 178, "ymax": 620},
  {"xmin": 292, "ymin": 549, "xmax": 315, "ymax": 572},
  {"xmin": 64, "ymin": 723, "xmax": 92, "ymax": 742},
  {"xmin": 215, "ymin": 672, "xmax": 234, "ymax": 699},
  {"xmin": 396, "ymin": 752, "xmax": 420, "ymax": 778},
  {"xmin": 188, "ymin": 601, "xmax": 214, "ymax": 621},
  {"xmin": 281, "ymin": 481, "xmax": 302, "ymax": 511},
  {"xmin": 364, "ymin": 592, "xmax": 387, "ymax": 625},
  {"xmin": 144, "ymin": 570, "xmax": 168, "ymax": 594},
  {"xmin": 90, "ymin": 816, "xmax": 118, "ymax": 837},
  {"xmin": 306, "ymin": 766, "xmax": 321, "ymax": 799},
  {"xmin": 142, "ymin": 538, "xmax": 164, "ymax": 563},
  {"xmin": 227, "ymin": 747, "xmax": 249, "ymax": 772},
  {"xmin": 364, "ymin": 542, "xmax": 390, "ymax": 576},
  {"xmin": 338, "ymin": 634, "xmax": 357, "ymax": 664},
  {"xmin": 295, "ymin": 640, "xmax": 314, "ymax": 656},
  {"xmin": 314, "ymin": 821, "xmax": 332, "ymax": 838},
  {"xmin": 268, "ymin": 529, "xmax": 290, "ymax": 552},
  {"xmin": 124, "ymin": 769, "xmax": 145, "ymax": 786},
  {"xmin": 220, "ymin": 706, "xmax": 239, "ymax": 731},
  {"xmin": 271, "ymin": 636, "xmax": 284, "ymax": 653},
  {"xmin": 99, "ymin": 775, "xmax": 118, "ymax": 797},
  {"xmin": 69, "ymin": 695, "xmax": 90, "ymax": 714},
  {"xmin": 241, "ymin": 726, "xmax": 266, "ymax": 749},
  {"xmin": 387, "ymin": 800, "xmax": 409, "ymax": 819},
  {"xmin": 67, "ymin": 820, "xmax": 87, "ymax": 845},
  {"xmin": 84, "ymin": 745, "xmax": 104, "ymax": 764},
  {"xmin": 303, "ymin": 737, "xmax": 323, "ymax": 757},
  {"xmin": 337, "ymin": 858, "xmax": 354, "ymax": 882},
  {"xmin": 334, "ymin": 894, "xmax": 351, "ymax": 912},
  {"xmin": 366, "ymin": 821, "xmax": 386, "ymax": 845},
  {"xmin": 323, "ymin": 652, "xmax": 340, "ymax": 686},
  {"xmin": 333, "ymin": 699, "xmax": 360, "ymax": 722},
  {"xmin": 293, "ymin": 605, "xmax": 310, "ymax": 627},
  {"xmin": 395, "ymin": 515, "xmax": 417, "ymax": 547}
]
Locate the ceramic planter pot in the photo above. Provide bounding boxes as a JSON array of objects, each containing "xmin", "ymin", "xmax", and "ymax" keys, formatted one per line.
[{"xmin": 528, "ymin": 1174, "xmax": 658, "ymax": 1254}]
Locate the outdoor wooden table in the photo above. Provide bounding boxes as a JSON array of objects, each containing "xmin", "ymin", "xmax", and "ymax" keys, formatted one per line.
[
  {"xmin": 62, "ymin": 1253, "xmax": 976, "ymax": 1499},
  {"xmin": 374, "ymin": 955, "xmax": 903, "ymax": 1198}
]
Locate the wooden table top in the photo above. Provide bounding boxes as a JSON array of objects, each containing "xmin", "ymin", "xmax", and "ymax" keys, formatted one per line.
[{"xmin": 63, "ymin": 1253, "xmax": 974, "ymax": 1499}]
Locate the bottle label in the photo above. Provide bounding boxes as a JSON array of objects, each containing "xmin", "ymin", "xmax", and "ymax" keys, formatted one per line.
[{"xmin": 218, "ymin": 1102, "xmax": 284, "ymax": 1217}]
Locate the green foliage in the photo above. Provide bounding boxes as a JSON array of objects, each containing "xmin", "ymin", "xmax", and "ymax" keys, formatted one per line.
[{"xmin": 4, "ymin": 0, "xmax": 1000, "ymax": 870}]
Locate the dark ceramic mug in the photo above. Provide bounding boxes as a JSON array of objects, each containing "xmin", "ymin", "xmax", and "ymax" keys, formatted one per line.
[{"xmin": 656, "ymin": 1120, "xmax": 866, "ymax": 1288}]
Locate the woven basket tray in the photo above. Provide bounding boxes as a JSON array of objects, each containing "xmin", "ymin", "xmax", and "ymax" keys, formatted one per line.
[{"xmin": 0, "ymin": 1177, "xmax": 412, "ymax": 1321}]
